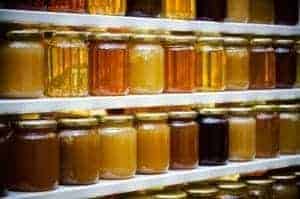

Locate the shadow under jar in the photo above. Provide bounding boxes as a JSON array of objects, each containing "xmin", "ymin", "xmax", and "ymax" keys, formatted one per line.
[
  {"xmin": 0, "ymin": 123, "xmax": 11, "ymax": 197},
  {"xmin": 197, "ymin": 0, "xmax": 226, "ymax": 21},
  {"xmin": 58, "ymin": 118, "xmax": 100, "ymax": 185},
  {"xmin": 6, "ymin": 0, "xmax": 47, "ymax": 10},
  {"xmin": 246, "ymin": 179, "xmax": 274, "ymax": 199},
  {"xmin": 89, "ymin": 33, "xmax": 130, "ymax": 96},
  {"xmin": 197, "ymin": 108, "xmax": 229, "ymax": 166},
  {"xmin": 274, "ymin": 0, "xmax": 298, "ymax": 25},
  {"xmin": 47, "ymin": 0, "xmax": 86, "ymax": 13},
  {"xmin": 136, "ymin": 113, "xmax": 170, "ymax": 174},
  {"xmin": 8, "ymin": 120, "xmax": 59, "ymax": 192},
  {"xmin": 168, "ymin": 111, "xmax": 198, "ymax": 170},
  {"xmin": 87, "ymin": 0, "xmax": 126, "ymax": 15},
  {"xmin": 126, "ymin": 0, "xmax": 161, "ymax": 17},
  {"xmin": 217, "ymin": 183, "xmax": 248, "ymax": 199},
  {"xmin": 46, "ymin": 31, "xmax": 88, "ymax": 97},
  {"xmin": 249, "ymin": 38, "xmax": 275, "ymax": 89},
  {"xmin": 271, "ymin": 175, "xmax": 299, "ymax": 199},
  {"xmin": 162, "ymin": 0, "xmax": 196, "ymax": 20}
]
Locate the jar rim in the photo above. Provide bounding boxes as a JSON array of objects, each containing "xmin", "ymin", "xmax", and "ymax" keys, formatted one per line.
[
  {"xmin": 168, "ymin": 111, "xmax": 198, "ymax": 119},
  {"xmin": 104, "ymin": 115, "xmax": 134, "ymax": 123},
  {"xmin": 250, "ymin": 38, "xmax": 273, "ymax": 46},
  {"xmin": 246, "ymin": 179, "xmax": 274, "ymax": 185},
  {"xmin": 274, "ymin": 39, "xmax": 294, "ymax": 46},
  {"xmin": 154, "ymin": 191, "xmax": 187, "ymax": 199},
  {"xmin": 254, "ymin": 105, "xmax": 279, "ymax": 112},
  {"xmin": 224, "ymin": 37, "xmax": 249, "ymax": 46},
  {"xmin": 270, "ymin": 175, "xmax": 296, "ymax": 180},
  {"xmin": 228, "ymin": 107, "xmax": 254, "ymax": 115},
  {"xmin": 131, "ymin": 34, "xmax": 161, "ymax": 42},
  {"xmin": 136, "ymin": 113, "xmax": 168, "ymax": 121},
  {"xmin": 279, "ymin": 104, "xmax": 300, "ymax": 112},
  {"xmin": 198, "ymin": 108, "xmax": 228, "ymax": 115},
  {"xmin": 54, "ymin": 31, "xmax": 88, "ymax": 38},
  {"xmin": 197, "ymin": 36, "xmax": 223, "ymax": 45},
  {"xmin": 217, "ymin": 183, "xmax": 246, "ymax": 190},
  {"xmin": 6, "ymin": 29, "xmax": 42, "ymax": 40},
  {"xmin": 89, "ymin": 32, "xmax": 131, "ymax": 41},
  {"xmin": 162, "ymin": 35, "xmax": 197, "ymax": 44},
  {"xmin": 186, "ymin": 187, "xmax": 219, "ymax": 196},
  {"xmin": 15, "ymin": 120, "xmax": 57, "ymax": 129},
  {"xmin": 58, "ymin": 118, "xmax": 98, "ymax": 128}
]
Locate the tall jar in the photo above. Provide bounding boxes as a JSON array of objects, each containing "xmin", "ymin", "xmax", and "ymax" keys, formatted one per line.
[
  {"xmin": 0, "ymin": 30, "xmax": 44, "ymax": 98},
  {"xmin": 100, "ymin": 115, "xmax": 137, "ymax": 179},
  {"xmin": 195, "ymin": 37, "xmax": 225, "ymax": 91},
  {"xmin": 274, "ymin": 39, "xmax": 296, "ymax": 88},
  {"xmin": 197, "ymin": 108, "xmax": 229, "ymax": 166},
  {"xmin": 126, "ymin": 0, "xmax": 161, "ymax": 17},
  {"xmin": 6, "ymin": 0, "xmax": 47, "ymax": 10},
  {"xmin": 228, "ymin": 108, "xmax": 256, "ymax": 162},
  {"xmin": 249, "ymin": 0, "xmax": 274, "ymax": 24},
  {"xmin": 246, "ymin": 179, "xmax": 273, "ymax": 199},
  {"xmin": 274, "ymin": 0, "xmax": 298, "ymax": 25},
  {"xmin": 271, "ymin": 175, "xmax": 299, "ymax": 199},
  {"xmin": 58, "ymin": 118, "xmax": 100, "ymax": 185},
  {"xmin": 186, "ymin": 186, "xmax": 219, "ymax": 199},
  {"xmin": 136, "ymin": 113, "xmax": 170, "ymax": 174},
  {"xmin": 87, "ymin": 0, "xmax": 126, "ymax": 15},
  {"xmin": 224, "ymin": 37, "xmax": 249, "ymax": 90},
  {"xmin": 162, "ymin": 0, "xmax": 196, "ymax": 20},
  {"xmin": 255, "ymin": 105, "xmax": 280, "ymax": 158},
  {"xmin": 129, "ymin": 32, "xmax": 164, "ymax": 94},
  {"xmin": 226, "ymin": 0, "xmax": 250, "ymax": 23},
  {"xmin": 197, "ymin": 0, "xmax": 226, "ymax": 21},
  {"xmin": 163, "ymin": 35, "xmax": 196, "ymax": 93},
  {"xmin": 89, "ymin": 33, "xmax": 130, "ymax": 96},
  {"xmin": 48, "ymin": 0, "xmax": 86, "ymax": 13},
  {"xmin": 0, "ymin": 123, "xmax": 11, "ymax": 196},
  {"xmin": 249, "ymin": 38, "xmax": 275, "ymax": 89},
  {"xmin": 217, "ymin": 183, "xmax": 248, "ymax": 199},
  {"xmin": 8, "ymin": 120, "xmax": 59, "ymax": 192},
  {"xmin": 295, "ymin": 41, "xmax": 300, "ymax": 88},
  {"xmin": 168, "ymin": 111, "xmax": 198, "ymax": 169},
  {"xmin": 46, "ymin": 31, "xmax": 88, "ymax": 97}
]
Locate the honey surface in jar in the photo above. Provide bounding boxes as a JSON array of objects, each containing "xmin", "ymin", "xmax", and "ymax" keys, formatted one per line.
[
  {"xmin": 162, "ymin": 0, "xmax": 196, "ymax": 20},
  {"xmin": 87, "ymin": 0, "xmax": 126, "ymax": 15}
]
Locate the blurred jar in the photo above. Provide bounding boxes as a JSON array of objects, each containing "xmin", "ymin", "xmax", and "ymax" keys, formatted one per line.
[
  {"xmin": 46, "ymin": 31, "xmax": 88, "ymax": 97},
  {"xmin": 217, "ymin": 182, "xmax": 248, "ymax": 199},
  {"xmin": 6, "ymin": 0, "xmax": 47, "ymax": 10},
  {"xmin": 186, "ymin": 186, "xmax": 219, "ymax": 199},
  {"xmin": 100, "ymin": 115, "xmax": 137, "ymax": 179},
  {"xmin": 195, "ymin": 36, "xmax": 225, "ymax": 91},
  {"xmin": 8, "ymin": 120, "xmax": 59, "ymax": 192},
  {"xmin": 249, "ymin": 0, "xmax": 274, "ymax": 24},
  {"xmin": 168, "ymin": 111, "xmax": 198, "ymax": 169},
  {"xmin": 246, "ymin": 179, "xmax": 273, "ymax": 199},
  {"xmin": 162, "ymin": 0, "xmax": 196, "ymax": 20},
  {"xmin": 89, "ymin": 33, "xmax": 130, "ymax": 96},
  {"xmin": 126, "ymin": 0, "xmax": 161, "ymax": 17},
  {"xmin": 249, "ymin": 38, "xmax": 275, "ymax": 89},
  {"xmin": 0, "ymin": 123, "xmax": 11, "ymax": 197},
  {"xmin": 0, "ymin": 30, "xmax": 44, "ymax": 98},
  {"xmin": 271, "ymin": 175, "xmax": 299, "ymax": 199},
  {"xmin": 87, "ymin": 0, "xmax": 126, "ymax": 15},
  {"xmin": 197, "ymin": 0, "xmax": 226, "ymax": 21},
  {"xmin": 295, "ymin": 41, "xmax": 300, "ymax": 88},
  {"xmin": 48, "ymin": 0, "xmax": 86, "ymax": 13},
  {"xmin": 274, "ymin": 0, "xmax": 298, "ymax": 25},
  {"xmin": 163, "ymin": 35, "xmax": 196, "ymax": 93},
  {"xmin": 136, "ymin": 113, "xmax": 170, "ymax": 174},
  {"xmin": 224, "ymin": 37, "xmax": 249, "ymax": 90}
]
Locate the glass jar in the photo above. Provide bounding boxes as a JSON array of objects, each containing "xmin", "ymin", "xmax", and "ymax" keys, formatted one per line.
[
  {"xmin": 274, "ymin": 0, "xmax": 298, "ymax": 25},
  {"xmin": 46, "ymin": 31, "xmax": 88, "ymax": 97},
  {"xmin": 249, "ymin": 38, "xmax": 275, "ymax": 89},
  {"xmin": 87, "ymin": 0, "xmax": 126, "ymax": 15},
  {"xmin": 246, "ymin": 179, "xmax": 273, "ymax": 199},
  {"xmin": 197, "ymin": 0, "xmax": 226, "ymax": 21},
  {"xmin": 186, "ymin": 186, "xmax": 219, "ymax": 199},
  {"xmin": 58, "ymin": 118, "xmax": 100, "ymax": 185},
  {"xmin": 274, "ymin": 39, "xmax": 296, "ymax": 89},
  {"xmin": 126, "ymin": 0, "xmax": 161, "ymax": 17},
  {"xmin": 271, "ymin": 175, "xmax": 299, "ymax": 199},
  {"xmin": 224, "ymin": 37, "xmax": 250, "ymax": 90},
  {"xmin": 255, "ymin": 105, "xmax": 280, "ymax": 158},
  {"xmin": 89, "ymin": 33, "xmax": 130, "ymax": 96},
  {"xmin": 6, "ymin": 0, "xmax": 47, "ymax": 10},
  {"xmin": 168, "ymin": 111, "xmax": 198, "ymax": 169},
  {"xmin": 154, "ymin": 190, "xmax": 187, "ymax": 199},
  {"xmin": 164, "ymin": 35, "xmax": 196, "ymax": 93},
  {"xmin": 129, "ymin": 32, "xmax": 164, "ymax": 94},
  {"xmin": 48, "ymin": 0, "xmax": 86, "ymax": 13},
  {"xmin": 217, "ymin": 183, "xmax": 248, "ymax": 199},
  {"xmin": 136, "ymin": 113, "xmax": 170, "ymax": 174},
  {"xmin": 8, "ymin": 120, "xmax": 59, "ymax": 192},
  {"xmin": 226, "ymin": 0, "xmax": 250, "ymax": 23},
  {"xmin": 162, "ymin": 0, "xmax": 196, "ymax": 20},
  {"xmin": 195, "ymin": 37, "xmax": 225, "ymax": 91},
  {"xmin": 0, "ymin": 123, "xmax": 11, "ymax": 196},
  {"xmin": 197, "ymin": 108, "xmax": 229, "ymax": 165},
  {"xmin": 228, "ymin": 108, "xmax": 256, "ymax": 162},
  {"xmin": 0, "ymin": 30, "xmax": 44, "ymax": 98},
  {"xmin": 295, "ymin": 41, "xmax": 300, "ymax": 88},
  {"xmin": 279, "ymin": 105, "xmax": 300, "ymax": 155},
  {"xmin": 100, "ymin": 115, "xmax": 137, "ymax": 179},
  {"xmin": 249, "ymin": 0, "xmax": 274, "ymax": 24}
]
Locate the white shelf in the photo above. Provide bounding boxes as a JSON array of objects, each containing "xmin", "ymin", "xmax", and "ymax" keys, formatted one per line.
[
  {"xmin": 0, "ymin": 9, "xmax": 300, "ymax": 36},
  {"xmin": 5, "ymin": 155, "xmax": 300, "ymax": 199}
]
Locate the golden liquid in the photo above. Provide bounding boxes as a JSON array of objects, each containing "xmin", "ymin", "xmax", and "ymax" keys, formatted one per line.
[
  {"xmin": 87, "ymin": 0, "xmax": 126, "ymax": 15},
  {"xmin": 249, "ymin": 0, "xmax": 274, "ymax": 24},
  {"xmin": 46, "ymin": 36, "xmax": 88, "ymax": 97},
  {"xmin": 280, "ymin": 113, "xmax": 300, "ymax": 154},
  {"xmin": 162, "ymin": 0, "xmax": 196, "ymax": 19},
  {"xmin": 226, "ymin": 0, "xmax": 250, "ymax": 22}
]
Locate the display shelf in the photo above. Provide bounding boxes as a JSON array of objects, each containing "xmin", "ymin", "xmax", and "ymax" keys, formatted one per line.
[
  {"xmin": 5, "ymin": 155, "xmax": 300, "ymax": 199},
  {"xmin": 0, "ymin": 9, "xmax": 300, "ymax": 36}
]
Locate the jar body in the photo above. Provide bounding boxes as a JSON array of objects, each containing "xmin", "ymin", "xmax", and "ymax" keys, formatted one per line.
[
  {"xmin": 169, "ymin": 119, "xmax": 199, "ymax": 169},
  {"xmin": 272, "ymin": 180, "xmax": 299, "ymax": 199},
  {"xmin": 137, "ymin": 120, "xmax": 170, "ymax": 174},
  {"xmin": 274, "ymin": 0, "xmax": 298, "ymax": 25},
  {"xmin": 247, "ymin": 184, "xmax": 273, "ymax": 199},
  {"xmin": 0, "ymin": 39, "xmax": 44, "ymax": 98},
  {"xmin": 0, "ymin": 127, "xmax": 11, "ymax": 196},
  {"xmin": 165, "ymin": 44, "xmax": 196, "ymax": 93},
  {"xmin": 48, "ymin": 0, "xmax": 86, "ymax": 13},
  {"xmin": 129, "ymin": 42, "xmax": 164, "ymax": 94},
  {"xmin": 46, "ymin": 36, "xmax": 88, "ymax": 97},
  {"xmin": 249, "ymin": 0, "xmax": 274, "ymax": 24},
  {"xmin": 89, "ymin": 40, "xmax": 129, "ymax": 96},
  {"xmin": 87, "ymin": 0, "xmax": 126, "ymax": 15},
  {"xmin": 162, "ymin": 0, "xmax": 196, "ymax": 20},
  {"xmin": 197, "ymin": 0, "xmax": 226, "ymax": 21},
  {"xmin": 6, "ymin": 0, "xmax": 47, "ymax": 10},
  {"xmin": 126, "ymin": 0, "xmax": 161, "ymax": 17},
  {"xmin": 226, "ymin": 0, "xmax": 250, "ymax": 23}
]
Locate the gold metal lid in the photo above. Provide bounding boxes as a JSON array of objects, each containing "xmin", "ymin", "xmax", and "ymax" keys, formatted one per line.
[
  {"xmin": 250, "ymin": 38, "xmax": 273, "ymax": 46},
  {"xmin": 154, "ymin": 191, "xmax": 187, "ymax": 199},
  {"xmin": 274, "ymin": 39, "xmax": 294, "ymax": 46},
  {"xmin": 197, "ymin": 36, "xmax": 224, "ymax": 45},
  {"xmin": 58, "ymin": 118, "xmax": 98, "ymax": 128},
  {"xmin": 89, "ymin": 32, "xmax": 131, "ymax": 41},
  {"xmin": 104, "ymin": 115, "xmax": 134, "ymax": 123},
  {"xmin": 217, "ymin": 183, "xmax": 247, "ymax": 190},
  {"xmin": 168, "ymin": 111, "xmax": 198, "ymax": 119},
  {"xmin": 246, "ymin": 179, "xmax": 274, "ymax": 185},
  {"xmin": 136, "ymin": 113, "xmax": 168, "ymax": 121},
  {"xmin": 55, "ymin": 110, "xmax": 91, "ymax": 118},
  {"xmin": 294, "ymin": 172, "xmax": 300, "ymax": 176},
  {"xmin": 18, "ymin": 113, "xmax": 41, "ymax": 120},
  {"xmin": 199, "ymin": 108, "xmax": 228, "ymax": 115},
  {"xmin": 162, "ymin": 35, "xmax": 196, "ymax": 44},
  {"xmin": 228, "ymin": 107, "xmax": 254, "ymax": 116},
  {"xmin": 15, "ymin": 120, "xmax": 57, "ymax": 129},
  {"xmin": 131, "ymin": 33, "xmax": 161, "ymax": 42},
  {"xmin": 6, "ymin": 29, "xmax": 42, "ymax": 40},
  {"xmin": 254, "ymin": 105, "xmax": 279, "ymax": 112},
  {"xmin": 224, "ymin": 37, "xmax": 249, "ymax": 46},
  {"xmin": 186, "ymin": 187, "xmax": 219, "ymax": 196},
  {"xmin": 279, "ymin": 104, "xmax": 300, "ymax": 112},
  {"xmin": 270, "ymin": 175, "xmax": 296, "ymax": 180},
  {"xmin": 54, "ymin": 31, "xmax": 88, "ymax": 38}
]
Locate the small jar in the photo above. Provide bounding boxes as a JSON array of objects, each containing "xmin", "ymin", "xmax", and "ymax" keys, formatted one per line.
[
  {"xmin": 8, "ymin": 120, "xmax": 59, "ymax": 192},
  {"xmin": 154, "ymin": 190, "xmax": 187, "ymax": 199},
  {"xmin": 162, "ymin": 0, "xmax": 196, "ymax": 20},
  {"xmin": 274, "ymin": 0, "xmax": 298, "ymax": 25},
  {"xmin": 6, "ymin": 0, "xmax": 47, "ymax": 10},
  {"xmin": 195, "ymin": 37, "xmax": 225, "ymax": 91},
  {"xmin": 58, "ymin": 118, "xmax": 100, "ymax": 185},
  {"xmin": 249, "ymin": 38, "xmax": 275, "ymax": 89},
  {"xmin": 0, "ymin": 123, "xmax": 11, "ymax": 196},
  {"xmin": 224, "ymin": 37, "xmax": 250, "ymax": 90},
  {"xmin": 168, "ymin": 111, "xmax": 198, "ymax": 169},
  {"xmin": 87, "ymin": 0, "xmax": 126, "ymax": 15},
  {"xmin": 271, "ymin": 175, "xmax": 299, "ymax": 199},
  {"xmin": 255, "ymin": 105, "xmax": 280, "ymax": 158},
  {"xmin": 136, "ymin": 113, "xmax": 170, "ymax": 174},
  {"xmin": 129, "ymin": 32, "xmax": 164, "ymax": 94},
  {"xmin": 217, "ymin": 183, "xmax": 248, "ymax": 199},
  {"xmin": 197, "ymin": 0, "xmax": 226, "ymax": 21},
  {"xmin": 274, "ymin": 39, "xmax": 296, "ymax": 88},
  {"xmin": 89, "ymin": 33, "xmax": 130, "ymax": 96},
  {"xmin": 226, "ymin": 0, "xmax": 250, "ymax": 23},
  {"xmin": 0, "ymin": 30, "xmax": 44, "ymax": 98},
  {"xmin": 279, "ymin": 105, "xmax": 300, "ymax": 155},
  {"xmin": 46, "ymin": 31, "xmax": 88, "ymax": 97},
  {"xmin": 100, "ymin": 115, "xmax": 137, "ymax": 179},
  {"xmin": 48, "ymin": 0, "xmax": 86, "ymax": 13},
  {"xmin": 228, "ymin": 108, "xmax": 256, "ymax": 162},
  {"xmin": 186, "ymin": 186, "xmax": 219, "ymax": 199},
  {"xmin": 246, "ymin": 179, "xmax": 274, "ymax": 199},
  {"xmin": 164, "ymin": 35, "xmax": 196, "ymax": 93},
  {"xmin": 248, "ymin": 0, "xmax": 274, "ymax": 24},
  {"xmin": 295, "ymin": 41, "xmax": 300, "ymax": 88},
  {"xmin": 126, "ymin": 0, "xmax": 161, "ymax": 17},
  {"xmin": 197, "ymin": 108, "xmax": 229, "ymax": 165}
]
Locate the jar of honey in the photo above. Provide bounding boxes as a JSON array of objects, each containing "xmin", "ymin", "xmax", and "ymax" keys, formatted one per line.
[
  {"xmin": 87, "ymin": 0, "xmax": 126, "ymax": 15},
  {"xmin": 48, "ymin": 0, "xmax": 86, "ymax": 13},
  {"xmin": 126, "ymin": 0, "xmax": 161, "ymax": 17},
  {"xmin": 6, "ymin": 0, "xmax": 47, "ymax": 10},
  {"xmin": 271, "ymin": 175, "xmax": 299, "ymax": 199},
  {"xmin": 0, "ymin": 123, "xmax": 11, "ymax": 196},
  {"xmin": 274, "ymin": 0, "xmax": 298, "ymax": 25},
  {"xmin": 246, "ymin": 179, "xmax": 274, "ymax": 199},
  {"xmin": 197, "ymin": 0, "xmax": 226, "ymax": 21},
  {"xmin": 162, "ymin": 0, "xmax": 196, "ymax": 20}
]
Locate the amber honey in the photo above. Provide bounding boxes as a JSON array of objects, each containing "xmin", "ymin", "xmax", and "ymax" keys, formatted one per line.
[
  {"xmin": 162, "ymin": 0, "xmax": 196, "ymax": 20},
  {"xmin": 48, "ymin": 0, "xmax": 86, "ymax": 13},
  {"xmin": 87, "ymin": 0, "xmax": 126, "ymax": 15}
]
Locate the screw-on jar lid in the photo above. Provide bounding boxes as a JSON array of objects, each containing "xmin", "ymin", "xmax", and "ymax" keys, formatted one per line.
[
  {"xmin": 186, "ymin": 187, "xmax": 219, "ymax": 197},
  {"xmin": 131, "ymin": 28, "xmax": 164, "ymax": 42},
  {"xmin": 273, "ymin": 39, "xmax": 294, "ymax": 46},
  {"xmin": 89, "ymin": 32, "xmax": 131, "ymax": 41},
  {"xmin": 246, "ymin": 179, "xmax": 274, "ymax": 185},
  {"xmin": 154, "ymin": 191, "xmax": 187, "ymax": 199},
  {"xmin": 168, "ymin": 111, "xmax": 198, "ymax": 119},
  {"xmin": 6, "ymin": 29, "xmax": 42, "ymax": 40},
  {"xmin": 254, "ymin": 105, "xmax": 279, "ymax": 112},
  {"xmin": 217, "ymin": 183, "xmax": 247, "ymax": 190},
  {"xmin": 224, "ymin": 37, "xmax": 249, "ymax": 46},
  {"xmin": 104, "ymin": 115, "xmax": 134, "ymax": 123},
  {"xmin": 228, "ymin": 107, "xmax": 254, "ymax": 116},
  {"xmin": 54, "ymin": 31, "xmax": 88, "ymax": 38},
  {"xmin": 199, "ymin": 108, "xmax": 228, "ymax": 115},
  {"xmin": 250, "ymin": 38, "xmax": 273, "ymax": 46},
  {"xmin": 197, "ymin": 36, "xmax": 224, "ymax": 45},
  {"xmin": 279, "ymin": 104, "xmax": 300, "ymax": 113},
  {"xmin": 15, "ymin": 120, "xmax": 57, "ymax": 130},
  {"xmin": 136, "ymin": 113, "xmax": 168, "ymax": 121},
  {"xmin": 162, "ymin": 35, "xmax": 197, "ymax": 44},
  {"xmin": 58, "ymin": 118, "xmax": 98, "ymax": 128},
  {"xmin": 270, "ymin": 175, "xmax": 296, "ymax": 180}
]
